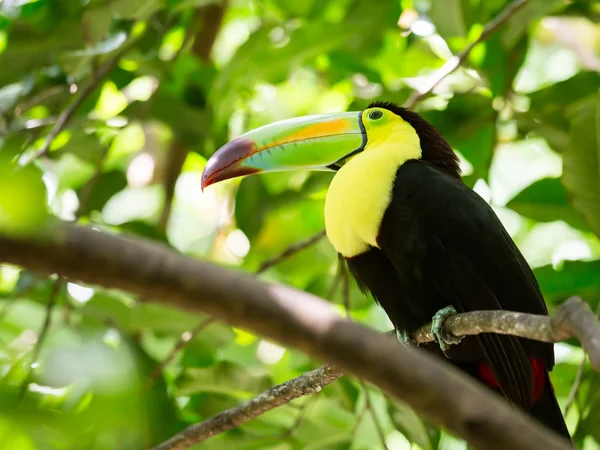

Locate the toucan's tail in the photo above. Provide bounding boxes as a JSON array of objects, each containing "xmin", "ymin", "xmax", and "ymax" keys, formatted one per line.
[{"xmin": 529, "ymin": 372, "xmax": 571, "ymax": 441}]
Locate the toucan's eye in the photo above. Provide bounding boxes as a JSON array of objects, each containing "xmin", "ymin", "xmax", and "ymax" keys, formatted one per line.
[{"xmin": 368, "ymin": 110, "xmax": 383, "ymax": 120}]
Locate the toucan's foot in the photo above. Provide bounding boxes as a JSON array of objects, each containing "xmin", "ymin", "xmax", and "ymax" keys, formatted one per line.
[
  {"xmin": 395, "ymin": 329, "xmax": 414, "ymax": 347},
  {"xmin": 431, "ymin": 305, "xmax": 463, "ymax": 355}
]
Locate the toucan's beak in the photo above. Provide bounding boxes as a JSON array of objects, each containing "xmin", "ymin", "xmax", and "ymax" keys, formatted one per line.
[{"xmin": 201, "ymin": 111, "xmax": 366, "ymax": 190}]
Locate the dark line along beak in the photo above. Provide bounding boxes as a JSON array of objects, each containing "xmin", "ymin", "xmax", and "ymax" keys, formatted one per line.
[{"xmin": 201, "ymin": 111, "xmax": 366, "ymax": 190}]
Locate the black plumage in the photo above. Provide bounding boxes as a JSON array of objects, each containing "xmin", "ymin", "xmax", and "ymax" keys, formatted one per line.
[{"xmin": 345, "ymin": 103, "xmax": 569, "ymax": 438}]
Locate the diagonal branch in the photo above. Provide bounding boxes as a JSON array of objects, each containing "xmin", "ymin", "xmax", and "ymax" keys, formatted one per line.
[
  {"xmin": 152, "ymin": 297, "xmax": 600, "ymax": 449},
  {"xmin": 256, "ymin": 230, "xmax": 327, "ymax": 274},
  {"xmin": 404, "ymin": 0, "xmax": 530, "ymax": 108},
  {"xmin": 152, "ymin": 365, "xmax": 343, "ymax": 450},
  {"xmin": 0, "ymin": 224, "xmax": 577, "ymax": 450},
  {"xmin": 24, "ymin": 41, "xmax": 138, "ymax": 164},
  {"xmin": 19, "ymin": 278, "xmax": 62, "ymax": 399}
]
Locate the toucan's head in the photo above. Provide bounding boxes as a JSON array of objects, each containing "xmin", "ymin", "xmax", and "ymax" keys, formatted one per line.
[{"xmin": 201, "ymin": 101, "xmax": 460, "ymax": 190}]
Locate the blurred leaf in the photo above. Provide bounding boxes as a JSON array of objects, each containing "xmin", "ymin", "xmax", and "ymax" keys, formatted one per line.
[
  {"xmin": 507, "ymin": 177, "xmax": 589, "ymax": 231},
  {"xmin": 178, "ymin": 361, "xmax": 272, "ymax": 398},
  {"xmin": 390, "ymin": 401, "xmax": 433, "ymax": 450},
  {"xmin": 0, "ymin": 153, "xmax": 49, "ymax": 235},
  {"xmin": 517, "ymin": 72, "xmax": 600, "ymax": 153},
  {"xmin": 563, "ymin": 91, "xmax": 600, "ymax": 238},
  {"xmin": 481, "ymin": 33, "xmax": 528, "ymax": 97},
  {"xmin": 0, "ymin": 20, "xmax": 84, "ymax": 86},
  {"xmin": 51, "ymin": 129, "xmax": 106, "ymax": 165},
  {"xmin": 533, "ymin": 260, "xmax": 600, "ymax": 306},
  {"xmin": 430, "ymin": 0, "xmax": 466, "ymax": 40},
  {"xmin": 76, "ymin": 170, "xmax": 127, "ymax": 216},
  {"xmin": 423, "ymin": 93, "xmax": 496, "ymax": 181},
  {"xmin": 501, "ymin": 0, "xmax": 564, "ymax": 48}
]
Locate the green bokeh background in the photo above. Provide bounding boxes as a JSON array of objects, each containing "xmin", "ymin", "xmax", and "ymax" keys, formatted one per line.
[{"xmin": 0, "ymin": 0, "xmax": 599, "ymax": 449}]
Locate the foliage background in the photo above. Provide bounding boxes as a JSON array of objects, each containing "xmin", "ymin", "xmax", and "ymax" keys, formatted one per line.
[{"xmin": 0, "ymin": 0, "xmax": 599, "ymax": 449}]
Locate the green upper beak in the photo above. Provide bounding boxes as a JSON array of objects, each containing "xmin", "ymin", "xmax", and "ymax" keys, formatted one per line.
[{"xmin": 201, "ymin": 111, "xmax": 366, "ymax": 190}]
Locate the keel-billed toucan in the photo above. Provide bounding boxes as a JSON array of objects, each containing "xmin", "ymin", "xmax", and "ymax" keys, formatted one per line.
[{"xmin": 201, "ymin": 101, "xmax": 570, "ymax": 439}]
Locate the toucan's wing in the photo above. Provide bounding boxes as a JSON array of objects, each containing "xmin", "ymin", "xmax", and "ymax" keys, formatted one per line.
[{"xmin": 377, "ymin": 160, "xmax": 552, "ymax": 408}]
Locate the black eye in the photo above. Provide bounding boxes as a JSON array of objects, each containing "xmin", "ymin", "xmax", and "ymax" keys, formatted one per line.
[{"xmin": 368, "ymin": 110, "xmax": 383, "ymax": 120}]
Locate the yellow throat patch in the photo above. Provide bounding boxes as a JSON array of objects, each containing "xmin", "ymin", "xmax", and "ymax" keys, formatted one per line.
[{"xmin": 324, "ymin": 107, "xmax": 422, "ymax": 258}]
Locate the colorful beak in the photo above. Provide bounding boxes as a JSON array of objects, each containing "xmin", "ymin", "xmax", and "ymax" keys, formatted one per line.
[{"xmin": 201, "ymin": 112, "xmax": 366, "ymax": 190}]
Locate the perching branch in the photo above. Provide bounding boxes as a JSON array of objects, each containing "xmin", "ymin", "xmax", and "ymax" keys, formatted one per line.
[
  {"xmin": 0, "ymin": 224, "xmax": 577, "ymax": 450},
  {"xmin": 154, "ymin": 297, "xmax": 600, "ymax": 449},
  {"xmin": 404, "ymin": 0, "xmax": 530, "ymax": 108}
]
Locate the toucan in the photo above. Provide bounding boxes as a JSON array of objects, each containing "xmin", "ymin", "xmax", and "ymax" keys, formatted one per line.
[{"xmin": 201, "ymin": 101, "xmax": 570, "ymax": 439}]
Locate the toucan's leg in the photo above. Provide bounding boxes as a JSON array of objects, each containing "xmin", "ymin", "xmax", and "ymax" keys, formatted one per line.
[
  {"xmin": 395, "ymin": 329, "xmax": 414, "ymax": 347},
  {"xmin": 431, "ymin": 305, "xmax": 463, "ymax": 355}
]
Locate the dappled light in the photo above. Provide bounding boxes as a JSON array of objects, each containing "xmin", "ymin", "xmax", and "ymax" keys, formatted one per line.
[{"xmin": 0, "ymin": 0, "xmax": 599, "ymax": 449}]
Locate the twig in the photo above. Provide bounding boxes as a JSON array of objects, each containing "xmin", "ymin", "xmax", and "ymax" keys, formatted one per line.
[
  {"xmin": 143, "ymin": 317, "xmax": 214, "ymax": 391},
  {"xmin": 279, "ymin": 393, "xmax": 319, "ymax": 438},
  {"xmin": 404, "ymin": 0, "xmax": 530, "ymax": 108},
  {"xmin": 14, "ymin": 86, "xmax": 67, "ymax": 117},
  {"xmin": 564, "ymin": 303, "xmax": 600, "ymax": 415},
  {"xmin": 23, "ymin": 41, "xmax": 137, "ymax": 164},
  {"xmin": 151, "ymin": 365, "xmax": 343, "ymax": 450},
  {"xmin": 256, "ymin": 230, "xmax": 327, "ymax": 274},
  {"xmin": 360, "ymin": 380, "xmax": 390, "ymax": 450},
  {"xmin": 18, "ymin": 278, "xmax": 62, "ymax": 399},
  {"xmin": 564, "ymin": 356, "xmax": 585, "ymax": 416},
  {"xmin": 0, "ymin": 225, "xmax": 580, "ymax": 450},
  {"xmin": 150, "ymin": 297, "xmax": 600, "ymax": 449},
  {"xmin": 339, "ymin": 256, "xmax": 350, "ymax": 316}
]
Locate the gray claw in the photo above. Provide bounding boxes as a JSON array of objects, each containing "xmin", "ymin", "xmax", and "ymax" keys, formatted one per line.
[
  {"xmin": 395, "ymin": 329, "xmax": 415, "ymax": 347},
  {"xmin": 431, "ymin": 305, "xmax": 463, "ymax": 355}
]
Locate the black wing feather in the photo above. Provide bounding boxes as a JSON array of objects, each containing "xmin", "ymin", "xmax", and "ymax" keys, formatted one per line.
[{"xmin": 376, "ymin": 160, "xmax": 553, "ymax": 408}]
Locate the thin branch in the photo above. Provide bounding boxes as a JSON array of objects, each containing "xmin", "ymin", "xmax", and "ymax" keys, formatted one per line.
[
  {"xmin": 404, "ymin": 0, "xmax": 530, "ymax": 108},
  {"xmin": 360, "ymin": 380, "xmax": 390, "ymax": 450},
  {"xmin": 143, "ymin": 317, "xmax": 214, "ymax": 391},
  {"xmin": 340, "ymin": 256, "xmax": 351, "ymax": 316},
  {"xmin": 23, "ymin": 41, "xmax": 137, "ymax": 164},
  {"xmin": 564, "ymin": 356, "xmax": 585, "ymax": 416},
  {"xmin": 564, "ymin": 303, "xmax": 600, "ymax": 415},
  {"xmin": 151, "ymin": 365, "xmax": 343, "ymax": 450},
  {"xmin": 153, "ymin": 297, "xmax": 599, "ymax": 449},
  {"xmin": 279, "ymin": 394, "xmax": 319, "ymax": 438},
  {"xmin": 19, "ymin": 278, "xmax": 62, "ymax": 399},
  {"xmin": 0, "ymin": 225, "xmax": 578, "ymax": 450},
  {"xmin": 256, "ymin": 230, "xmax": 327, "ymax": 274}
]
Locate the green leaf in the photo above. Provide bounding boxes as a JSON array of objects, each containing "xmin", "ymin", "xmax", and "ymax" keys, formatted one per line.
[
  {"xmin": 517, "ymin": 72, "xmax": 600, "ymax": 153},
  {"xmin": 390, "ymin": 400, "xmax": 434, "ymax": 450},
  {"xmin": 533, "ymin": 260, "xmax": 600, "ymax": 307},
  {"xmin": 76, "ymin": 170, "xmax": 127, "ymax": 216},
  {"xmin": 178, "ymin": 361, "xmax": 272, "ymax": 398},
  {"xmin": 423, "ymin": 93, "xmax": 496, "ymax": 181},
  {"xmin": 481, "ymin": 33, "xmax": 528, "ymax": 97},
  {"xmin": 501, "ymin": 0, "xmax": 564, "ymax": 48},
  {"xmin": 563, "ymin": 91, "xmax": 600, "ymax": 238},
  {"xmin": 507, "ymin": 177, "xmax": 589, "ymax": 231},
  {"xmin": 430, "ymin": 0, "xmax": 466, "ymax": 40}
]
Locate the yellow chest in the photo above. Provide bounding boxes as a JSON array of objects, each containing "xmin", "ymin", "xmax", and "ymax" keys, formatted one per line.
[{"xmin": 324, "ymin": 151, "xmax": 403, "ymax": 258}]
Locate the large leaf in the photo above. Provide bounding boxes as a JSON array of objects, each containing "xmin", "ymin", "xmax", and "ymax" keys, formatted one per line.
[
  {"xmin": 423, "ymin": 93, "xmax": 497, "ymax": 182},
  {"xmin": 517, "ymin": 72, "xmax": 600, "ymax": 153},
  {"xmin": 533, "ymin": 260, "xmax": 600, "ymax": 307},
  {"xmin": 563, "ymin": 91, "xmax": 600, "ymax": 238},
  {"xmin": 506, "ymin": 177, "xmax": 589, "ymax": 231}
]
